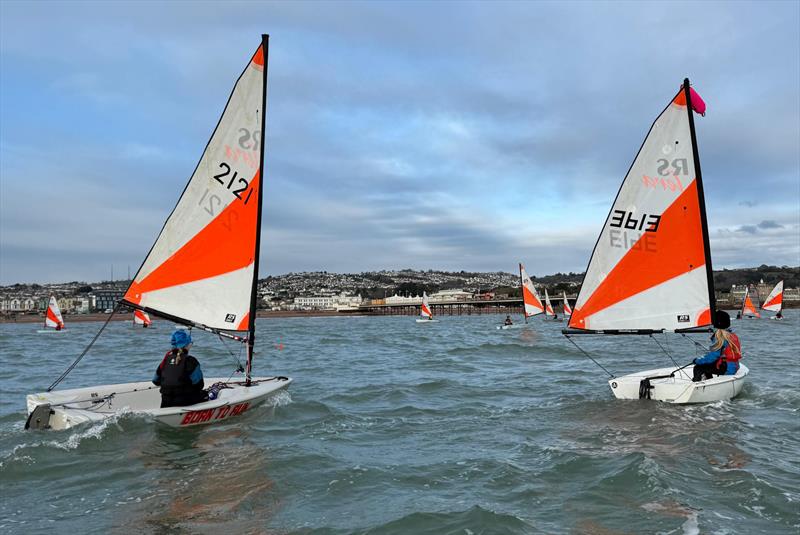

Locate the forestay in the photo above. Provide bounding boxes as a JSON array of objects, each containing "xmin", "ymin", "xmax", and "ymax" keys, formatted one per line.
[
  {"xmin": 762, "ymin": 281, "xmax": 783, "ymax": 313},
  {"xmin": 519, "ymin": 263, "xmax": 544, "ymax": 318},
  {"xmin": 122, "ymin": 45, "xmax": 267, "ymax": 332},
  {"xmin": 568, "ymin": 84, "xmax": 714, "ymax": 332}
]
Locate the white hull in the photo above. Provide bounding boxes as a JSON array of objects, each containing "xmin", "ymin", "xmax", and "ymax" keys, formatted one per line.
[
  {"xmin": 496, "ymin": 323, "xmax": 525, "ymax": 330},
  {"xmin": 416, "ymin": 318, "xmax": 439, "ymax": 323},
  {"xmin": 26, "ymin": 376, "xmax": 292, "ymax": 430},
  {"xmin": 608, "ymin": 364, "xmax": 748, "ymax": 404},
  {"xmin": 37, "ymin": 329, "xmax": 66, "ymax": 334}
]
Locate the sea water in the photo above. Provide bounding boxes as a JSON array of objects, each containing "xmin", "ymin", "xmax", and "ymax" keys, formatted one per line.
[{"xmin": 1, "ymin": 312, "xmax": 798, "ymax": 534}]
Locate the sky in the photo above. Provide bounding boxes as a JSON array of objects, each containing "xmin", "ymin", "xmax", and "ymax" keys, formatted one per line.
[{"xmin": 1, "ymin": 0, "xmax": 798, "ymax": 284}]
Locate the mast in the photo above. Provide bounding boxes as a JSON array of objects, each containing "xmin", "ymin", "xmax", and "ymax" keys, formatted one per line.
[
  {"xmin": 519, "ymin": 263, "xmax": 527, "ymax": 323},
  {"xmin": 246, "ymin": 34, "xmax": 269, "ymax": 386},
  {"xmin": 683, "ymin": 78, "xmax": 716, "ymax": 321}
]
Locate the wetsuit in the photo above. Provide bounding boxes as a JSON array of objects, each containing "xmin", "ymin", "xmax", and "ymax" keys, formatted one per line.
[{"xmin": 153, "ymin": 350, "xmax": 206, "ymax": 408}]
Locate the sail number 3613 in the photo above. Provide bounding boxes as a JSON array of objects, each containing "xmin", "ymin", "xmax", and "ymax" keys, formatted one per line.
[{"xmin": 609, "ymin": 210, "xmax": 661, "ymax": 232}]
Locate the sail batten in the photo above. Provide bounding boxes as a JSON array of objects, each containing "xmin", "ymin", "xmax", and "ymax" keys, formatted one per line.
[
  {"xmin": 568, "ymin": 81, "xmax": 713, "ymax": 332},
  {"xmin": 123, "ymin": 41, "xmax": 267, "ymax": 332}
]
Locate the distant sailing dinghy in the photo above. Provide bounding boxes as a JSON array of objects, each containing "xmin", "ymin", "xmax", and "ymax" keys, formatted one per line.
[
  {"xmin": 562, "ymin": 79, "xmax": 748, "ymax": 404},
  {"xmin": 26, "ymin": 36, "xmax": 291, "ymax": 431},
  {"xmin": 740, "ymin": 285, "xmax": 761, "ymax": 318},
  {"xmin": 416, "ymin": 292, "xmax": 439, "ymax": 323},
  {"xmin": 498, "ymin": 263, "xmax": 544, "ymax": 329},
  {"xmin": 762, "ymin": 281, "xmax": 784, "ymax": 320},
  {"xmin": 543, "ymin": 289, "xmax": 561, "ymax": 322},
  {"xmin": 133, "ymin": 309, "xmax": 152, "ymax": 328},
  {"xmin": 37, "ymin": 296, "xmax": 65, "ymax": 333},
  {"xmin": 562, "ymin": 292, "xmax": 572, "ymax": 319}
]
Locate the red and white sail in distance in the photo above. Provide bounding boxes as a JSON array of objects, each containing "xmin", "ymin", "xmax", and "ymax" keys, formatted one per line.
[
  {"xmin": 133, "ymin": 309, "xmax": 152, "ymax": 327},
  {"xmin": 420, "ymin": 292, "xmax": 433, "ymax": 319},
  {"xmin": 544, "ymin": 289, "xmax": 555, "ymax": 316},
  {"xmin": 520, "ymin": 263, "xmax": 544, "ymax": 317},
  {"xmin": 741, "ymin": 286, "xmax": 761, "ymax": 318},
  {"xmin": 122, "ymin": 42, "xmax": 267, "ymax": 332},
  {"xmin": 45, "ymin": 296, "xmax": 64, "ymax": 329},
  {"xmin": 761, "ymin": 281, "xmax": 783, "ymax": 313},
  {"xmin": 562, "ymin": 292, "xmax": 572, "ymax": 317},
  {"xmin": 568, "ymin": 82, "xmax": 713, "ymax": 332}
]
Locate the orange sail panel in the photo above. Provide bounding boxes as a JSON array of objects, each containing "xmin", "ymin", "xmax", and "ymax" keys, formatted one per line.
[
  {"xmin": 45, "ymin": 296, "xmax": 64, "ymax": 329},
  {"xmin": 122, "ymin": 42, "xmax": 266, "ymax": 331},
  {"xmin": 569, "ymin": 84, "xmax": 713, "ymax": 331},
  {"xmin": 761, "ymin": 281, "xmax": 783, "ymax": 312},
  {"xmin": 520, "ymin": 263, "xmax": 544, "ymax": 317}
]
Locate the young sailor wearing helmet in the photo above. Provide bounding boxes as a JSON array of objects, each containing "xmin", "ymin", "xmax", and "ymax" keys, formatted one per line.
[
  {"xmin": 692, "ymin": 311, "xmax": 742, "ymax": 382},
  {"xmin": 153, "ymin": 329, "xmax": 206, "ymax": 408}
]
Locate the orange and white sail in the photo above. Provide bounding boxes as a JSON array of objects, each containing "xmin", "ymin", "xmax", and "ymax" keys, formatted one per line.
[
  {"xmin": 568, "ymin": 81, "xmax": 714, "ymax": 332},
  {"xmin": 133, "ymin": 309, "xmax": 152, "ymax": 327},
  {"xmin": 544, "ymin": 289, "xmax": 556, "ymax": 317},
  {"xmin": 44, "ymin": 296, "xmax": 64, "ymax": 329},
  {"xmin": 122, "ymin": 42, "xmax": 267, "ymax": 332},
  {"xmin": 562, "ymin": 292, "xmax": 572, "ymax": 317},
  {"xmin": 519, "ymin": 263, "xmax": 544, "ymax": 318},
  {"xmin": 420, "ymin": 292, "xmax": 433, "ymax": 319},
  {"xmin": 761, "ymin": 281, "xmax": 783, "ymax": 313},
  {"xmin": 741, "ymin": 286, "xmax": 761, "ymax": 318}
]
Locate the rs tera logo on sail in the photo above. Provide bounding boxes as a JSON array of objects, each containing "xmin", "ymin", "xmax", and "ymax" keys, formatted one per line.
[
  {"xmin": 642, "ymin": 158, "xmax": 690, "ymax": 192},
  {"xmin": 225, "ymin": 314, "xmax": 236, "ymax": 323}
]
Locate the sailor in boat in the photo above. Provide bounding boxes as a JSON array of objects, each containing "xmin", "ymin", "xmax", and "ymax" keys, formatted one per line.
[
  {"xmin": 691, "ymin": 311, "xmax": 743, "ymax": 382},
  {"xmin": 55, "ymin": 323, "xmax": 63, "ymax": 331},
  {"xmin": 775, "ymin": 310, "xmax": 783, "ymax": 320},
  {"xmin": 736, "ymin": 311, "xmax": 742, "ymax": 320},
  {"xmin": 153, "ymin": 330, "xmax": 206, "ymax": 408},
  {"xmin": 504, "ymin": 315, "xmax": 513, "ymax": 326}
]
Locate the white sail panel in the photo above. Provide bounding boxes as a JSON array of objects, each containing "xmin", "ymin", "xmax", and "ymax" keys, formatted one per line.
[
  {"xmin": 520, "ymin": 263, "xmax": 544, "ymax": 317},
  {"xmin": 569, "ymin": 86, "xmax": 712, "ymax": 331},
  {"xmin": 123, "ymin": 44, "xmax": 266, "ymax": 330},
  {"xmin": 420, "ymin": 292, "xmax": 433, "ymax": 318},
  {"xmin": 761, "ymin": 281, "xmax": 783, "ymax": 312},
  {"xmin": 45, "ymin": 296, "xmax": 64, "ymax": 329}
]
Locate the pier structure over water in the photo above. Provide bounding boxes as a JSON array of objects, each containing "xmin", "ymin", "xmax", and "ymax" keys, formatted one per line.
[{"xmin": 357, "ymin": 298, "xmax": 527, "ymax": 316}]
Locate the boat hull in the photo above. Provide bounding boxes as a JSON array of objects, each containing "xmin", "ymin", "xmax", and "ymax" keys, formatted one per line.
[
  {"xmin": 416, "ymin": 319, "xmax": 439, "ymax": 323},
  {"xmin": 608, "ymin": 364, "xmax": 748, "ymax": 404},
  {"xmin": 26, "ymin": 376, "xmax": 292, "ymax": 430}
]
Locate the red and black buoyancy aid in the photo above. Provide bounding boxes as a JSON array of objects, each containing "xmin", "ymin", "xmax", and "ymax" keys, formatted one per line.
[{"xmin": 715, "ymin": 332, "xmax": 742, "ymax": 368}]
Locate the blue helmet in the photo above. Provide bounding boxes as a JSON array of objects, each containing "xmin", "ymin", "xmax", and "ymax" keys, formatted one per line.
[{"xmin": 170, "ymin": 329, "xmax": 192, "ymax": 348}]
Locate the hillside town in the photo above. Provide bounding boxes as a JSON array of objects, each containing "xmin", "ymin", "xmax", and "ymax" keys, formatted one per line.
[{"xmin": 1, "ymin": 267, "xmax": 798, "ymax": 317}]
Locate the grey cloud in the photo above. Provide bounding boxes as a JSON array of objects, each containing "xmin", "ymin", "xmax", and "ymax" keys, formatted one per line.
[{"xmin": 758, "ymin": 220, "xmax": 783, "ymax": 230}]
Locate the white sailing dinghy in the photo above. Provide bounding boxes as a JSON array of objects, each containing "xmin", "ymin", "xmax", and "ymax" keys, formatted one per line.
[
  {"xmin": 762, "ymin": 281, "xmax": 784, "ymax": 320},
  {"xmin": 562, "ymin": 79, "xmax": 748, "ymax": 404},
  {"xmin": 562, "ymin": 291, "xmax": 573, "ymax": 319},
  {"xmin": 543, "ymin": 289, "xmax": 561, "ymax": 322},
  {"xmin": 37, "ymin": 296, "xmax": 65, "ymax": 333},
  {"xmin": 498, "ymin": 263, "xmax": 544, "ymax": 329},
  {"xmin": 26, "ymin": 35, "xmax": 291, "ymax": 431},
  {"xmin": 133, "ymin": 309, "xmax": 152, "ymax": 328},
  {"xmin": 740, "ymin": 285, "xmax": 761, "ymax": 318},
  {"xmin": 416, "ymin": 292, "xmax": 439, "ymax": 323}
]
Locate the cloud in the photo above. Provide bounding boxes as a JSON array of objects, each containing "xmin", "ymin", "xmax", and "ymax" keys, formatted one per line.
[
  {"xmin": 737, "ymin": 225, "xmax": 758, "ymax": 234},
  {"xmin": 738, "ymin": 200, "xmax": 758, "ymax": 207},
  {"xmin": 757, "ymin": 220, "xmax": 783, "ymax": 230}
]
